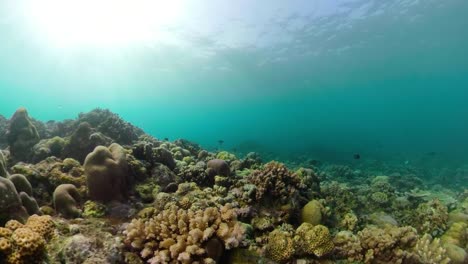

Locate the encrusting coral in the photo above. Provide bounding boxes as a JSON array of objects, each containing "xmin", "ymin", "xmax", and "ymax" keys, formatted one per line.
[{"xmin": 124, "ymin": 203, "xmax": 245, "ymax": 263}]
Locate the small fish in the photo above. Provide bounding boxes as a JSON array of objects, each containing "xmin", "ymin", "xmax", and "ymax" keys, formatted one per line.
[
  {"xmin": 218, "ymin": 140, "xmax": 224, "ymax": 145},
  {"xmin": 163, "ymin": 137, "xmax": 169, "ymax": 141},
  {"xmin": 353, "ymin": 153, "xmax": 360, "ymax": 160}
]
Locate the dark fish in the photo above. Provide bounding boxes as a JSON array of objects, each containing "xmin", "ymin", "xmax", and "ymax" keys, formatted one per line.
[
  {"xmin": 353, "ymin": 153, "xmax": 360, "ymax": 160},
  {"xmin": 426, "ymin": 152, "xmax": 437, "ymax": 156},
  {"xmin": 163, "ymin": 137, "xmax": 169, "ymax": 141},
  {"xmin": 218, "ymin": 140, "xmax": 224, "ymax": 145}
]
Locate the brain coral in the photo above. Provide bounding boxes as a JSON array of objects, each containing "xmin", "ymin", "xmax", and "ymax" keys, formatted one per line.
[
  {"xmin": 124, "ymin": 203, "xmax": 245, "ymax": 263},
  {"xmin": 84, "ymin": 143, "xmax": 129, "ymax": 203}
]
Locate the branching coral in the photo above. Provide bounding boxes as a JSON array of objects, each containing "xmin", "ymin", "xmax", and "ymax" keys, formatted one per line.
[
  {"xmin": 357, "ymin": 225, "xmax": 419, "ymax": 263},
  {"xmin": 412, "ymin": 234, "xmax": 450, "ymax": 264},
  {"xmin": 124, "ymin": 203, "xmax": 245, "ymax": 263},
  {"xmin": 248, "ymin": 161, "xmax": 304, "ymax": 203}
]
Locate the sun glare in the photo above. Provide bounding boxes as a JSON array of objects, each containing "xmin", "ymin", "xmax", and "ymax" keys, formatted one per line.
[{"xmin": 25, "ymin": 0, "xmax": 183, "ymax": 48}]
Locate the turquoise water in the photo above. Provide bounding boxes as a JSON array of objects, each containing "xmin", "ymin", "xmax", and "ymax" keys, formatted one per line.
[{"xmin": 1, "ymin": 0, "xmax": 467, "ymax": 164}]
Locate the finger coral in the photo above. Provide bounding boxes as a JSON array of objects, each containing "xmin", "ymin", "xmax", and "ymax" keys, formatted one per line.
[
  {"xmin": 412, "ymin": 234, "xmax": 450, "ymax": 264},
  {"xmin": 124, "ymin": 203, "xmax": 245, "ymax": 263}
]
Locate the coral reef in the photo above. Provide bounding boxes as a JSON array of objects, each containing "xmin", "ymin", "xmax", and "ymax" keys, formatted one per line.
[
  {"xmin": 0, "ymin": 108, "xmax": 466, "ymax": 263},
  {"xmin": 84, "ymin": 143, "xmax": 129, "ymax": 203}
]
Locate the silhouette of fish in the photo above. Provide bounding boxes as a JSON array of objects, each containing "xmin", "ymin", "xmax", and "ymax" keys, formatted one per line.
[{"xmin": 353, "ymin": 153, "xmax": 360, "ymax": 160}]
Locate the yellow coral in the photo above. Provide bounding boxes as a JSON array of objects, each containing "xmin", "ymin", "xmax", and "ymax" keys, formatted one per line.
[
  {"xmin": 294, "ymin": 223, "xmax": 334, "ymax": 257},
  {"xmin": 5, "ymin": 220, "xmax": 24, "ymax": 231},
  {"xmin": 11, "ymin": 227, "xmax": 45, "ymax": 256},
  {"xmin": 441, "ymin": 222, "xmax": 467, "ymax": 247},
  {"xmin": 0, "ymin": 237, "xmax": 12, "ymax": 252},
  {"xmin": 265, "ymin": 229, "xmax": 295, "ymax": 263},
  {"xmin": 25, "ymin": 215, "xmax": 55, "ymax": 239},
  {"xmin": 0, "ymin": 227, "xmax": 13, "ymax": 238},
  {"xmin": 413, "ymin": 234, "xmax": 450, "ymax": 264}
]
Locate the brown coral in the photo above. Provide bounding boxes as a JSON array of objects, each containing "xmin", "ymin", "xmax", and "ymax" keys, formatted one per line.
[{"xmin": 248, "ymin": 161, "xmax": 304, "ymax": 203}]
